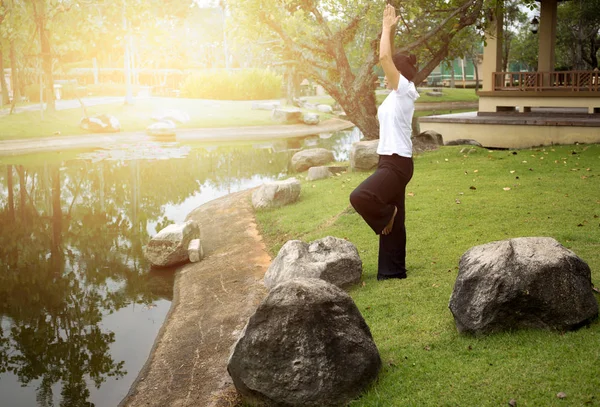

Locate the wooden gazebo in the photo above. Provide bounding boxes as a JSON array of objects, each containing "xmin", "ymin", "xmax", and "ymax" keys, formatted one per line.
[{"xmin": 419, "ymin": 0, "xmax": 600, "ymax": 148}]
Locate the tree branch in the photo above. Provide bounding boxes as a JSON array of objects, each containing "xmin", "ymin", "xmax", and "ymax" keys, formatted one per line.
[{"xmin": 395, "ymin": 0, "xmax": 479, "ymax": 53}]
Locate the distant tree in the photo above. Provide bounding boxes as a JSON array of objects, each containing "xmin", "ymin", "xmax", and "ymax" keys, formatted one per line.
[{"xmin": 556, "ymin": 0, "xmax": 600, "ymax": 70}]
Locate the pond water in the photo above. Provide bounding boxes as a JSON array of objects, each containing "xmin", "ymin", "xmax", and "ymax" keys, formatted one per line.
[{"xmin": 0, "ymin": 128, "xmax": 361, "ymax": 407}]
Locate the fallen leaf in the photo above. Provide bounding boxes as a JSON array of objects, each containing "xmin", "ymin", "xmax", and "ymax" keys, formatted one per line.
[
  {"xmin": 557, "ymin": 392, "xmax": 567, "ymax": 399},
  {"xmin": 522, "ymin": 160, "xmax": 528, "ymax": 163},
  {"xmin": 407, "ymin": 192, "xmax": 415, "ymax": 197},
  {"xmin": 592, "ymin": 286, "xmax": 599, "ymax": 294},
  {"xmin": 510, "ymin": 170, "xmax": 516, "ymax": 174},
  {"xmin": 473, "ymin": 169, "xmax": 479, "ymax": 173},
  {"xmin": 455, "ymin": 199, "xmax": 461, "ymax": 204},
  {"xmin": 503, "ymin": 187, "xmax": 511, "ymax": 191},
  {"xmin": 387, "ymin": 360, "xmax": 397, "ymax": 367},
  {"xmin": 587, "ymin": 168, "xmax": 591, "ymax": 171},
  {"xmin": 424, "ymin": 345, "xmax": 431, "ymax": 351},
  {"xmin": 509, "ymin": 399, "xmax": 517, "ymax": 407},
  {"xmin": 362, "ymin": 281, "xmax": 366, "ymax": 287},
  {"xmin": 445, "ymin": 158, "xmax": 449, "ymax": 162}
]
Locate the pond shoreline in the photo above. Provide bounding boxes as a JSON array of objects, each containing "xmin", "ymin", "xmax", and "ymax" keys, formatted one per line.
[{"xmin": 0, "ymin": 118, "xmax": 355, "ymax": 157}]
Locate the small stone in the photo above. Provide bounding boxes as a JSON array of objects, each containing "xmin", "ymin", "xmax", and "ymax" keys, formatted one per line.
[
  {"xmin": 508, "ymin": 399, "xmax": 517, "ymax": 406},
  {"xmin": 188, "ymin": 238, "xmax": 204, "ymax": 263},
  {"xmin": 557, "ymin": 392, "xmax": 567, "ymax": 399}
]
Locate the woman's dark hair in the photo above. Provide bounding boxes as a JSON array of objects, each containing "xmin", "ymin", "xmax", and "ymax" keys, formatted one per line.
[{"xmin": 392, "ymin": 53, "xmax": 417, "ymax": 82}]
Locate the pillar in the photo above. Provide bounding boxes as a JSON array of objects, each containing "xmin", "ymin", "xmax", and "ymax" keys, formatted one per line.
[
  {"xmin": 481, "ymin": 1, "xmax": 504, "ymax": 91},
  {"xmin": 537, "ymin": 0, "xmax": 558, "ymax": 73}
]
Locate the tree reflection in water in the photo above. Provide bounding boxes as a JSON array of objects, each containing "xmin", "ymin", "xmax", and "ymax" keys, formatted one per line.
[{"xmin": 0, "ymin": 129, "xmax": 360, "ymax": 406}]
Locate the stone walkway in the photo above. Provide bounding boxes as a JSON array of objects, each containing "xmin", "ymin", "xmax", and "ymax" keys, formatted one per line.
[{"xmin": 120, "ymin": 189, "xmax": 271, "ymax": 407}]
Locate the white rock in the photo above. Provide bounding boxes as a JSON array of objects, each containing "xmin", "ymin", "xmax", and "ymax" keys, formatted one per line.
[
  {"xmin": 151, "ymin": 109, "xmax": 190, "ymax": 124},
  {"xmin": 252, "ymin": 178, "xmax": 301, "ymax": 209},
  {"xmin": 144, "ymin": 220, "xmax": 200, "ymax": 267},
  {"xmin": 188, "ymin": 238, "xmax": 204, "ymax": 263},
  {"xmin": 147, "ymin": 120, "xmax": 176, "ymax": 137},
  {"xmin": 316, "ymin": 104, "xmax": 333, "ymax": 113}
]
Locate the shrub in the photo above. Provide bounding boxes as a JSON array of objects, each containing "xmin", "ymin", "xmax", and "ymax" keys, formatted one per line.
[
  {"xmin": 86, "ymin": 83, "xmax": 143, "ymax": 97},
  {"xmin": 181, "ymin": 69, "xmax": 282, "ymax": 100}
]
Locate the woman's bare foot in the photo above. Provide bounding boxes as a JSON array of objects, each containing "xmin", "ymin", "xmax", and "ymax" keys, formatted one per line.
[{"xmin": 382, "ymin": 206, "xmax": 397, "ymax": 235}]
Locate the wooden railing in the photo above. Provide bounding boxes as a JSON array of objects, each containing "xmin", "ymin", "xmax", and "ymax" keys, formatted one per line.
[{"xmin": 493, "ymin": 70, "xmax": 600, "ymax": 92}]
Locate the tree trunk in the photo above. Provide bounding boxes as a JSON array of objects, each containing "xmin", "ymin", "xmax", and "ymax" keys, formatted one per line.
[
  {"xmin": 7, "ymin": 165, "xmax": 15, "ymax": 221},
  {"xmin": 589, "ymin": 37, "xmax": 598, "ymax": 68},
  {"xmin": 17, "ymin": 165, "xmax": 26, "ymax": 221},
  {"xmin": 37, "ymin": 0, "xmax": 55, "ymax": 111},
  {"xmin": 9, "ymin": 37, "xmax": 19, "ymax": 106},
  {"xmin": 50, "ymin": 164, "xmax": 63, "ymax": 271},
  {"xmin": 342, "ymin": 91, "xmax": 379, "ymax": 140},
  {"xmin": 0, "ymin": 46, "xmax": 10, "ymax": 105}
]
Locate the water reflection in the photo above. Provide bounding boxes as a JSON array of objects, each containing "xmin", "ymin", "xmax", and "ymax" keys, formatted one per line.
[{"xmin": 0, "ymin": 128, "xmax": 361, "ymax": 406}]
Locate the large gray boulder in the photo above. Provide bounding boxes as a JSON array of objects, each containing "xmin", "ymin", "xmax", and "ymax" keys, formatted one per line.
[
  {"xmin": 306, "ymin": 165, "xmax": 348, "ymax": 181},
  {"xmin": 412, "ymin": 130, "xmax": 443, "ymax": 154},
  {"xmin": 264, "ymin": 236, "xmax": 362, "ymax": 290},
  {"xmin": 302, "ymin": 112, "xmax": 320, "ymax": 125},
  {"xmin": 350, "ymin": 139, "xmax": 379, "ymax": 171},
  {"xmin": 449, "ymin": 237, "xmax": 599, "ymax": 334},
  {"xmin": 414, "ymin": 130, "xmax": 444, "ymax": 146},
  {"xmin": 445, "ymin": 138, "xmax": 483, "ymax": 147},
  {"xmin": 252, "ymin": 178, "xmax": 301, "ymax": 210},
  {"xmin": 227, "ymin": 278, "xmax": 381, "ymax": 407},
  {"xmin": 306, "ymin": 166, "xmax": 331, "ymax": 181},
  {"xmin": 146, "ymin": 120, "xmax": 176, "ymax": 138},
  {"xmin": 291, "ymin": 148, "xmax": 335, "ymax": 172},
  {"xmin": 144, "ymin": 220, "xmax": 200, "ymax": 267},
  {"xmin": 80, "ymin": 114, "xmax": 120, "ymax": 133}
]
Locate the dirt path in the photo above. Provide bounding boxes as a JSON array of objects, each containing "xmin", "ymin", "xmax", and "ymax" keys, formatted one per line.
[{"xmin": 120, "ymin": 189, "xmax": 271, "ymax": 407}]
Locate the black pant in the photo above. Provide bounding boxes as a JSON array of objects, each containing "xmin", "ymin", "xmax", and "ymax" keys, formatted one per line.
[{"xmin": 349, "ymin": 154, "xmax": 414, "ymax": 278}]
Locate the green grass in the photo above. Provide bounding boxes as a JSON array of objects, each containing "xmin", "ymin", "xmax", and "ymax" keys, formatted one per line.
[
  {"xmin": 0, "ymin": 98, "xmax": 336, "ymax": 140},
  {"xmin": 254, "ymin": 144, "xmax": 600, "ymax": 407},
  {"xmin": 0, "ymin": 88, "xmax": 477, "ymax": 141}
]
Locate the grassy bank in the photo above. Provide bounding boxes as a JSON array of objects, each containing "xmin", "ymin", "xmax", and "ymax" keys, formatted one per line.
[
  {"xmin": 0, "ymin": 98, "xmax": 279, "ymax": 140},
  {"xmin": 254, "ymin": 144, "xmax": 600, "ymax": 406},
  {"xmin": 0, "ymin": 88, "xmax": 478, "ymax": 141}
]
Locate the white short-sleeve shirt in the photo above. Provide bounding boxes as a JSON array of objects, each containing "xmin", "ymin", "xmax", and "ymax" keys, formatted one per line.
[{"xmin": 377, "ymin": 75, "xmax": 420, "ymax": 158}]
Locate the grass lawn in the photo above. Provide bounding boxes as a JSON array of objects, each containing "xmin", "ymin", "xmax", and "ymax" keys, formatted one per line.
[
  {"xmin": 0, "ymin": 98, "xmax": 285, "ymax": 140},
  {"xmin": 0, "ymin": 89, "xmax": 478, "ymax": 141},
  {"xmin": 309, "ymin": 87, "xmax": 479, "ymax": 107},
  {"xmin": 254, "ymin": 144, "xmax": 600, "ymax": 407}
]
